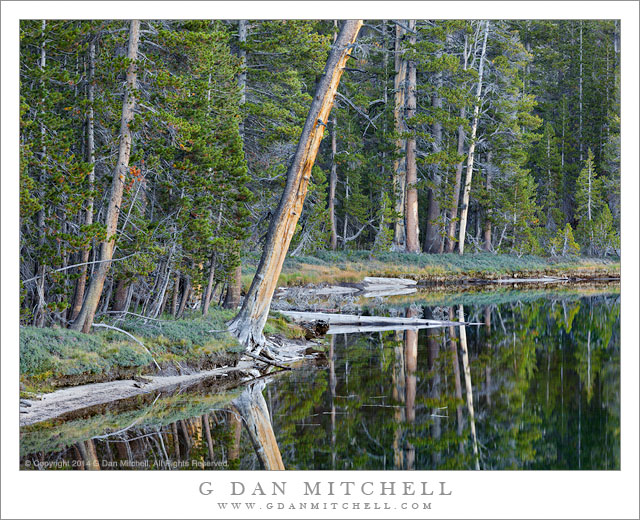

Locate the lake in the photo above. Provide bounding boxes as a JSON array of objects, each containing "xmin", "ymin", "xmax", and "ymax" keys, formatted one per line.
[{"xmin": 20, "ymin": 287, "xmax": 620, "ymax": 471}]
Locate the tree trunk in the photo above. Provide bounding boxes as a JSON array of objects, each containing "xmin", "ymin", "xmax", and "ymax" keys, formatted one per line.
[
  {"xmin": 404, "ymin": 20, "xmax": 419, "ymax": 253},
  {"xmin": 424, "ymin": 44, "xmax": 444, "ymax": 254},
  {"xmin": 176, "ymin": 274, "xmax": 191, "ymax": 320},
  {"xmin": 202, "ymin": 413, "xmax": 216, "ymax": 463},
  {"xmin": 329, "ymin": 21, "xmax": 338, "ymax": 251},
  {"xmin": 71, "ymin": 20, "xmax": 140, "ymax": 332},
  {"xmin": 392, "ymin": 21, "xmax": 407, "ymax": 248},
  {"xmin": 171, "ymin": 274, "xmax": 180, "ymax": 318},
  {"xmin": 202, "ymin": 251, "xmax": 217, "ymax": 316},
  {"xmin": 228, "ymin": 20, "xmax": 362, "ymax": 352},
  {"xmin": 223, "ymin": 264, "xmax": 242, "ymax": 309},
  {"xmin": 71, "ymin": 40, "xmax": 97, "ymax": 322},
  {"xmin": 446, "ymin": 36, "xmax": 468, "ymax": 253},
  {"xmin": 458, "ymin": 20, "xmax": 489, "ymax": 255}
]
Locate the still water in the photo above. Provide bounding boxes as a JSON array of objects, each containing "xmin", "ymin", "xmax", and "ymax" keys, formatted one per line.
[{"xmin": 20, "ymin": 288, "xmax": 620, "ymax": 470}]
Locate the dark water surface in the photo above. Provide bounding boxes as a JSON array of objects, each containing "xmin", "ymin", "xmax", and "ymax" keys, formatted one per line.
[{"xmin": 20, "ymin": 288, "xmax": 620, "ymax": 470}]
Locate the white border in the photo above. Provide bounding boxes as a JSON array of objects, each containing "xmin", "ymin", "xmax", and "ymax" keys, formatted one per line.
[{"xmin": 2, "ymin": 2, "xmax": 638, "ymax": 519}]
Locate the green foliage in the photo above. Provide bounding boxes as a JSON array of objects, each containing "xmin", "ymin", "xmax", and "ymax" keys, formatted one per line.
[{"xmin": 550, "ymin": 223, "xmax": 580, "ymax": 257}]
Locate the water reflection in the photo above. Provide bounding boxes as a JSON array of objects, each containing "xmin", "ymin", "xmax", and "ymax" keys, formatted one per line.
[{"xmin": 20, "ymin": 289, "xmax": 620, "ymax": 471}]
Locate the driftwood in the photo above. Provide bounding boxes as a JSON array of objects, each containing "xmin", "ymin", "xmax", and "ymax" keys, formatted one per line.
[
  {"xmin": 362, "ymin": 276, "xmax": 417, "ymax": 286},
  {"xmin": 327, "ymin": 323, "xmax": 458, "ymax": 335},
  {"xmin": 281, "ymin": 310, "xmax": 476, "ymax": 328}
]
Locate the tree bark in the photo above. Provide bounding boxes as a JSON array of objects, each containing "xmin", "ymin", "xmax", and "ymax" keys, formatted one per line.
[
  {"xmin": 458, "ymin": 21, "xmax": 489, "ymax": 255},
  {"xmin": 328, "ymin": 21, "xmax": 338, "ymax": 251},
  {"xmin": 404, "ymin": 20, "xmax": 419, "ymax": 253},
  {"xmin": 228, "ymin": 20, "xmax": 362, "ymax": 352},
  {"xmin": 446, "ymin": 36, "xmax": 469, "ymax": 253},
  {"xmin": 176, "ymin": 273, "xmax": 191, "ymax": 319},
  {"xmin": 392, "ymin": 21, "xmax": 408, "ymax": 249},
  {"xmin": 424, "ymin": 44, "xmax": 444, "ymax": 254},
  {"xmin": 71, "ymin": 20, "xmax": 140, "ymax": 332},
  {"xmin": 71, "ymin": 40, "xmax": 97, "ymax": 322},
  {"xmin": 223, "ymin": 264, "xmax": 242, "ymax": 309}
]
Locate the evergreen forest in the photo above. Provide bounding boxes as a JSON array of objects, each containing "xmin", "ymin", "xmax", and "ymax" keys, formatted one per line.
[{"xmin": 19, "ymin": 19, "xmax": 621, "ymax": 332}]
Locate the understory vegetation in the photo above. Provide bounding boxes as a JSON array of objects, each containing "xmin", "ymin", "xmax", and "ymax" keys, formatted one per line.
[{"xmin": 19, "ymin": 307, "xmax": 302, "ymax": 393}]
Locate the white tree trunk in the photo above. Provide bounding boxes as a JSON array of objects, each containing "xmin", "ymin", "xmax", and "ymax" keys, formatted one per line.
[{"xmin": 458, "ymin": 20, "xmax": 490, "ymax": 255}]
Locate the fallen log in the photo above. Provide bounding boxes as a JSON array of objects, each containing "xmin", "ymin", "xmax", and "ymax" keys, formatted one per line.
[
  {"xmin": 280, "ymin": 310, "xmax": 476, "ymax": 328},
  {"xmin": 362, "ymin": 276, "xmax": 417, "ymax": 286},
  {"xmin": 327, "ymin": 323, "xmax": 458, "ymax": 335}
]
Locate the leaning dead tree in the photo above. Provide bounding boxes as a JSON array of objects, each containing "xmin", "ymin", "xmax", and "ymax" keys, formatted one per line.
[{"xmin": 228, "ymin": 20, "xmax": 363, "ymax": 353}]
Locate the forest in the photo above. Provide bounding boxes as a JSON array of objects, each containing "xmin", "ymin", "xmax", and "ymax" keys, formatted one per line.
[{"xmin": 19, "ymin": 19, "xmax": 620, "ymax": 337}]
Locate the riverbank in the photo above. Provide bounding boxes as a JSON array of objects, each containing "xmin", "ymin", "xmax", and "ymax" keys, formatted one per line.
[
  {"xmin": 20, "ymin": 307, "xmax": 307, "ymax": 396},
  {"xmin": 243, "ymin": 252, "xmax": 620, "ymax": 288}
]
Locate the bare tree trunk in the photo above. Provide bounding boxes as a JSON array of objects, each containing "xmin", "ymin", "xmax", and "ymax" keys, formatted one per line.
[
  {"xmin": 228, "ymin": 20, "xmax": 362, "ymax": 352},
  {"xmin": 579, "ymin": 21, "xmax": 583, "ymax": 163},
  {"xmin": 202, "ymin": 251, "xmax": 217, "ymax": 316},
  {"xmin": 404, "ymin": 20, "xmax": 419, "ymax": 253},
  {"xmin": 71, "ymin": 40, "xmax": 97, "ymax": 322},
  {"xmin": 228, "ymin": 411, "xmax": 242, "ymax": 463},
  {"xmin": 392, "ymin": 21, "xmax": 407, "ymax": 249},
  {"xmin": 446, "ymin": 36, "xmax": 469, "ymax": 253},
  {"xmin": 71, "ymin": 20, "xmax": 140, "ymax": 332},
  {"xmin": 76, "ymin": 440, "xmax": 100, "ymax": 470},
  {"xmin": 329, "ymin": 21, "xmax": 338, "ymax": 251},
  {"xmin": 458, "ymin": 21, "xmax": 489, "ymax": 255},
  {"xmin": 223, "ymin": 264, "xmax": 242, "ymax": 309}
]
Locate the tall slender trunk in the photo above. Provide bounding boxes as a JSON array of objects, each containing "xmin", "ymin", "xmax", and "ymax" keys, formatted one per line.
[
  {"xmin": 33, "ymin": 20, "xmax": 48, "ymax": 327},
  {"xmin": 171, "ymin": 274, "xmax": 180, "ymax": 318},
  {"xmin": 458, "ymin": 20, "xmax": 489, "ymax": 255},
  {"xmin": 228, "ymin": 20, "xmax": 362, "ymax": 352},
  {"xmin": 424, "ymin": 43, "xmax": 444, "ymax": 253},
  {"xmin": 71, "ymin": 20, "xmax": 140, "ymax": 332},
  {"xmin": 202, "ymin": 205, "xmax": 223, "ymax": 315},
  {"xmin": 404, "ymin": 20, "xmax": 419, "ymax": 253},
  {"xmin": 71, "ymin": 40, "xmax": 97, "ymax": 322},
  {"xmin": 446, "ymin": 35, "xmax": 469, "ymax": 253},
  {"xmin": 392, "ymin": 21, "xmax": 408, "ymax": 248},
  {"xmin": 328, "ymin": 21, "xmax": 338, "ymax": 251}
]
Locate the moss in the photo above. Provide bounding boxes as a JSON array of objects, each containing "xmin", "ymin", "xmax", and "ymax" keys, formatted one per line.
[{"xmin": 265, "ymin": 312, "xmax": 306, "ymax": 339}]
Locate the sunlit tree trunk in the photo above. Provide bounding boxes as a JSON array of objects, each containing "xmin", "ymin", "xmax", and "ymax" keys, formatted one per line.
[
  {"xmin": 328, "ymin": 21, "xmax": 338, "ymax": 251},
  {"xmin": 228, "ymin": 20, "xmax": 362, "ymax": 352},
  {"xmin": 404, "ymin": 20, "xmax": 420, "ymax": 253},
  {"xmin": 71, "ymin": 20, "xmax": 140, "ymax": 332},
  {"xmin": 458, "ymin": 21, "xmax": 489, "ymax": 255}
]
